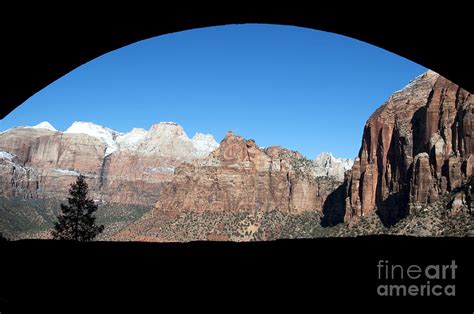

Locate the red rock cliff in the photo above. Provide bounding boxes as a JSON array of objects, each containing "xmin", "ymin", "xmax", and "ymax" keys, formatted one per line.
[
  {"xmin": 345, "ymin": 71, "xmax": 473, "ymax": 225},
  {"xmin": 154, "ymin": 131, "xmax": 340, "ymax": 214}
]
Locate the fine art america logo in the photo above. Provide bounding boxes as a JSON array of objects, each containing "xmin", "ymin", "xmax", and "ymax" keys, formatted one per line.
[{"xmin": 377, "ymin": 260, "xmax": 457, "ymax": 297}]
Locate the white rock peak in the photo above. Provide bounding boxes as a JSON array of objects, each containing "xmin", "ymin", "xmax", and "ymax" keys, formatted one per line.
[
  {"xmin": 30, "ymin": 121, "xmax": 57, "ymax": 132},
  {"xmin": 138, "ymin": 123, "xmax": 219, "ymax": 159},
  {"xmin": 313, "ymin": 152, "xmax": 354, "ymax": 181},
  {"xmin": 149, "ymin": 122, "xmax": 187, "ymax": 137}
]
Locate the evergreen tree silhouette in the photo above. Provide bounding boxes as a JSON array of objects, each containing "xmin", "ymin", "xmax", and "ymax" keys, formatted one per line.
[
  {"xmin": 51, "ymin": 175, "xmax": 104, "ymax": 241},
  {"xmin": 0, "ymin": 232, "xmax": 8, "ymax": 241}
]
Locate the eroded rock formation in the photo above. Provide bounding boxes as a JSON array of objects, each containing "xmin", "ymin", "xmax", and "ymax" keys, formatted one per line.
[
  {"xmin": 114, "ymin": 131, "xmax": 344, "ymax": 240},
  {"xmin": 344, "ymin": 70, "xmax": 473, "ymax": 225},
  {"xmin": 153, "ymin": 131, "xmax": 341, "ymax": 213}
]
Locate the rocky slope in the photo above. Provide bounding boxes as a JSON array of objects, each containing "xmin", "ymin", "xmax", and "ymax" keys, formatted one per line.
[
  {"xmin": 0, "ymin": 121, "xmax": 218, "ymax": 206},
  {"xmin": 343, "ymin": 70, "xmax": 473, "ymax": 226},
  {"xmin": 114, "ymin": 131, "xmax": 345, "ymax": 241}
]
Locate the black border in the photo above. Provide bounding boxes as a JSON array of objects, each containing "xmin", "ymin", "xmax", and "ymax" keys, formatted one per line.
[{"xmin": 0, "ymin": 4, "xmax": 473, "ymax": 313}]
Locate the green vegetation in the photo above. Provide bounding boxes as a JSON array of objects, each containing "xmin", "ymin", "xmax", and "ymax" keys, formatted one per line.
[
  {"xmin": 143, "ymin": 187, "xmax": 472, "ymax": 240},
  {"xmin": 139, "ymin": 209, "xmax": 351, "ymax": 242},
  {"xmin": 338, "ymin": 198, "xmax": 472, "ymax": 237},
  {"xmin": 52, "ymin": 175, "xmax": 104, "ymax": 241},
  {"xmin": 0, "ymin": 197, "xmax": 61, "ymax": 239},
  {"xmin": 1, "ymin": 177, "xmax": 471, "ymax": 241},
  {"xmin": 0, "ymin": 196, "xmax": 151, "ymax": 240}
]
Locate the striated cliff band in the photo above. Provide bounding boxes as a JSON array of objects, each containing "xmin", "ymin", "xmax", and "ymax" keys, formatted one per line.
[{"xmin": 341, "ymin": 70, "xmax": 473, "ymax": 228}]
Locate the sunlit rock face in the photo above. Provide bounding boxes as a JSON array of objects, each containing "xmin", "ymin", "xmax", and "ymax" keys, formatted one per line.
[
  {"xmin": 153, "ymin": 131, "xmax": 344, "ymax": 213},
  {"xmin": 114, "ymin": 131, "xmax": 346, "ymax": 241},
  {"xmin": 344, "ymin": 71, "xmax": 474, "ymax": 225},
  {"xmin": 0, "ymin": 121, "xmax": 218, "ymax": 206}
]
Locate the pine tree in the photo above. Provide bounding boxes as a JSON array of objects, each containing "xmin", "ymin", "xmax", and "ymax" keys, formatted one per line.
[
  {"xmin": 51, "ymin": 175, "xmax": 104, "ymax": 241},
  {"xmin": 0, "ymin": 232, "xmax": 9, "ymax": 242}
]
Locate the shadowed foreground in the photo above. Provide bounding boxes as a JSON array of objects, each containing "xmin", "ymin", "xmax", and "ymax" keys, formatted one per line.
[{"xmin": 0, "ymin": 236, "xmax": 472, "ymax": 312}]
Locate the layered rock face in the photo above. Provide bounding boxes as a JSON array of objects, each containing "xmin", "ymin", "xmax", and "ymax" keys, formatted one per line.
[
  {"xmin": 345, "ymin": 70, "xmax": 473, "ymax": 225},
  {"xmin": 153, "ymin": 131, "xmax": 341, "ymax": 214},
  {"xmin": 0, "ymin": 122, "xmax": 219, "ymax": 206},
  {"xmin": 0, "ymin": 150, "xmax": 41, "ymax": 198}
]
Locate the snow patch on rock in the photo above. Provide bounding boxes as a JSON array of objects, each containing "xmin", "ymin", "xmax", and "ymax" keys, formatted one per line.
[
  {"xmin": 144, "ymin": 166, "xmax": 175, "ymax": 174},
  {"xmin": 65, "ymin": 121, "xmax": 123, "ymax": 155},
  {"xmin": 191, "ymin": 133, "xmax": 219, "ymax": 156},
  {"xmin": 391, "ymin": 70, "xmax": 439, "ymax": 96},
  {"xmin": 0, "ymin": 150, "xmax": 14, "ymax": 161},
  {"xmin": 54, "ymin": 168, "xmax": 80, "ymax": 176},
  {"xmin": 116, "ymin": 128, "xmax": 147, "ymax": 150},
  {"xmin": 30, "ymin": 121, "xmax": 57, "ymax": 132},
  {"xmin": 8, "ymin": 121, "xmax": 58, "ymax": 133}
]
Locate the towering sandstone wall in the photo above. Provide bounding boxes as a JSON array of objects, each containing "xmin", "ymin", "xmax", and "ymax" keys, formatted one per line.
[{"xmin": 345, "ymin": 71, "xmax": 473, "ymax": 225}]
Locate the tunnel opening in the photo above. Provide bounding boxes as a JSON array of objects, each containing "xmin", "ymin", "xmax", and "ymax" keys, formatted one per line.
[{"xmin": 1, "ymin": 24, "xmax": 471, "ymax": 241}]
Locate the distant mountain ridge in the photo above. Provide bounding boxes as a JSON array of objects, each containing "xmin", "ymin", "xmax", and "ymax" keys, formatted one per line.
[
  {"xmin": 10, "ymin": 120, "xmax": 220, "ymax": 158},
  {"xmin": 0, "ymin": 120, "xmax": 351, "ymax": 239},
  {"xmin": 0, "ymin": 121, "xmax": 218, "ymax": 207}
]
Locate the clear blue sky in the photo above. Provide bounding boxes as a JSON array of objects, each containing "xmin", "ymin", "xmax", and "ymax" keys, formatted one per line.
[{"xmin": 0, "ymin": 24, "xmax": 425, "ymax": 159}]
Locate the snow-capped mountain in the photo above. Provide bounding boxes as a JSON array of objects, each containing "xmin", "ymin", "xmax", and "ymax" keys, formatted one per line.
[
  {"xmin": 116, "ymin": 128, "xmax": 147, "ymax": 151},
  {"xmin": 65, "ymin": 121, "xmax": 123, "ymax": 155},
  {"xmin": 48, "ymin": 120, "xmax": 219, "ymax": 159},
  {"xmin": 0, "ymin": 120, "xmax": 221, "ymax": 207},
  {"xmin": 1, "ymin": 120, "xmax": 219, "ymax": 160},
  {"xmin": 313, "ymin": 152, "xmax": 354, "ymax": 181},
  {"xmin": 2, "ymin": 121, "xmax": 59, "ymax": 133},
  {"xmin": 30, "ymin": 121, "xmax": 58, "ymax": 132}
]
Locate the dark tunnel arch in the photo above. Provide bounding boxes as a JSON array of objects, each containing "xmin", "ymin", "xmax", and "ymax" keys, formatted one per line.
[{"xmin": 1, "ymin": 5, "xmax": 473, "ymax": 119}]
